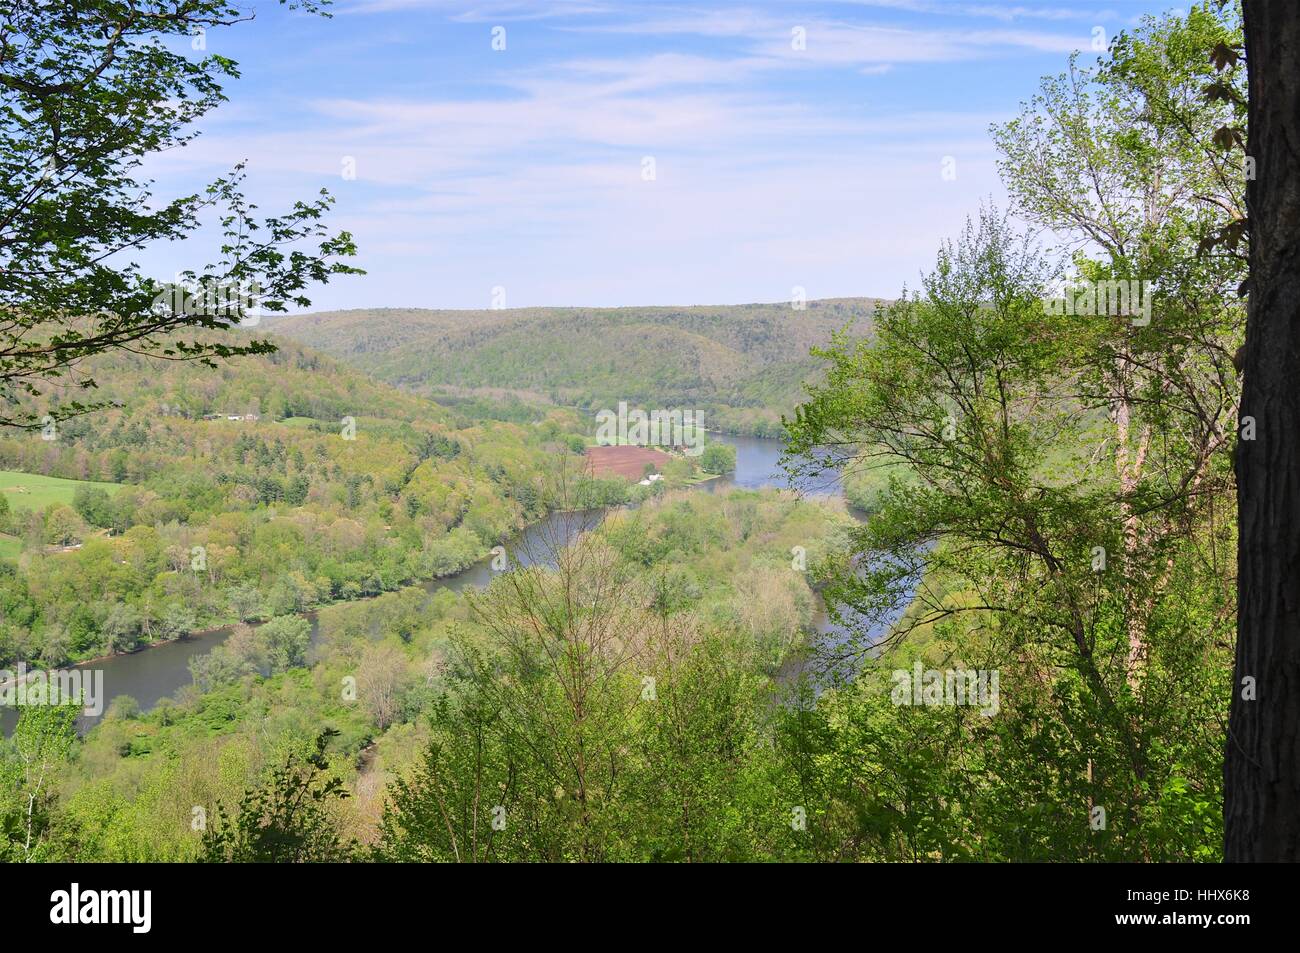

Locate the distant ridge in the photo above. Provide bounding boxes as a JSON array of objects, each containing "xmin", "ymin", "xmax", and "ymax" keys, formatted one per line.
[{"xmin": 268, "ymin": 298, "xmax": 883, "ymax": 436}]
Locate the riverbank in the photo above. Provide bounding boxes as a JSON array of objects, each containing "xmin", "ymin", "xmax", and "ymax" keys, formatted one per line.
[{"xmin": 1, "ymin": 434, "xmax": 861, "ymax": 735}]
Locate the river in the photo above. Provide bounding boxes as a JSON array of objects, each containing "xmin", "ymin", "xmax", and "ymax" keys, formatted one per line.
[{"xmin": 2, "ymin": 434, "xmax": 887, "ymax": 734}]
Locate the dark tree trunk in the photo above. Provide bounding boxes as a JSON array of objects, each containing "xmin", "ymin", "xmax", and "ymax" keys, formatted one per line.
[{"xmin": 1227, "ymin": 1, "xmax": 1300, "ymax": 862}]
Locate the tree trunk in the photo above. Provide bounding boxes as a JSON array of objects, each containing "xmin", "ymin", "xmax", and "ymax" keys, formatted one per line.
[{"xmin": 1226, "ymin": 0, "xmax": 1300, "ymax": 862}]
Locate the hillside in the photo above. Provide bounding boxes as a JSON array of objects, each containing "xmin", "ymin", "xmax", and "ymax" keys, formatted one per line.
[
  {"xmin": 0, "ymin": 336, "xmax": 600, "ymax": 668},
  {"xmin": 267, "ymin": 299, "xmax": 881, "ymax": 436},
  {"xmin": 0, "ymin": 332, "xmax": 746, "ymax": 670}
]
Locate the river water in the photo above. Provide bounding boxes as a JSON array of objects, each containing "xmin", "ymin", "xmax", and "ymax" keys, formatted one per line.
[{"xmin": 3, "ymin": 434, "xmax": 883, "ymax": 734}]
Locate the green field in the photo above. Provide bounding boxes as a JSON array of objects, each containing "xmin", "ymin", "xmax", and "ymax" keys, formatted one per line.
[
  {"xmin": 0, "ymin": 533, "xmax": 22, "ymax": 559},
  {"xmin": 0, "ymin": 470, "xmax": 122, "ymax": 512}
]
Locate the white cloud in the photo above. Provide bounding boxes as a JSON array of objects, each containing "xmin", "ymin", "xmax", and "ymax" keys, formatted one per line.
[
  {"xmin": 132, "ymin": 0, "xmax": 1090, "ymax": 308},
  {"xmin": 824, "ymin": 1, "xmax": 1122, "ymax": 22},
  {"xmin": 341, "ymin": 0, "xmax": 611, "ymax": 18},
  {"xmin": 562, "ymin": 7, "xmax": 1095, "ymax": 61}
]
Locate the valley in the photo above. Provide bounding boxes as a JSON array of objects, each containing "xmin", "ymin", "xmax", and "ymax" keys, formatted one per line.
[
  {"xmin": 0, "ymin": 0, "xmax": 1266, "ymax": 870},
  {"xmin": 0, "ymin": 430, "xmax": 862, "ymax": 737}
]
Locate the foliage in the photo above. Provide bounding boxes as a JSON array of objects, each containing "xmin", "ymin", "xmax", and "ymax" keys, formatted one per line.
[
  {"xmin": 0, "ymin": 2, "xmax": 1247, "ymax": 866},
  {"xmin": 699, "ymin": 442, "xmax": 737, "ymax": 475},
  {"xmin": 0, "ymin": 343, "xmax": 591, "ymax": 668},
  {"xmin": 199, "ymin": 729, "xmax": 355, "ymax": 863},
  {"xmin": 0, "ymin": 699, "xmax": 80, "ymax": 861},
  {"xmin": 0, "ymin": 0, "xmax": 359, "ymax": 428},
  {"xmin": 270, "ymin": 301, "xmax": 878, "ymax": 437},
  {"xmin": 780, "ymin": 3, "xmax": 1242, "ymax": 861}
]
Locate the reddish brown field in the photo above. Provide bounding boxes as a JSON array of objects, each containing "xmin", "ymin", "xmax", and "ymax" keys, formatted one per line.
[{"xmin": 584, "ymin": 445, "xmax": 672, "ymax": 480}]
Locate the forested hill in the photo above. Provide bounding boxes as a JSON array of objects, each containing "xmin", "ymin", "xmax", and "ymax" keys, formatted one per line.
[
  {"xmin": 0, "ymin": 335, "xmax": 601, "ymax": 669},
  {"xmin": 267, "ymin": 298, "xmax": 881, "ymax": 436}
]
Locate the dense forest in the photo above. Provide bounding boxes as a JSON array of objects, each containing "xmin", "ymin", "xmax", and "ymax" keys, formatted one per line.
[
  {"xmin": 0, "ymin": 339, "xmax": 736, "ymax": 670},
  {"xmin": 8, "ymin": 488, "xmax": 853, "ymax": 861},
  {"xmin": 269, "ymin": 300, "xmax": 878, "ymax": 437}
]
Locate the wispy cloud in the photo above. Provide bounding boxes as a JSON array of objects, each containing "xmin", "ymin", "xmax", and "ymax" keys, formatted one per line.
[
  {"xmin": 131, "ymin": 0, "xmax": 1171, "ymax": 309},
  {"xmin": 825, "ymin": 1, "xmax": 1122, "ymax": 22},
  {"xmin": 341, "ymin": 0, "xmax": 612, "ymax": 18},
  {"xmin": 566, "ymin": 9, "xmax": 1095, "ymax": 60}
]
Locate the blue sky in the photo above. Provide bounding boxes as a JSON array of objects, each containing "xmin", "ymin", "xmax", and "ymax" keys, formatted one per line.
[{"xmin": 143, "ymin": 0, "xmax": 1191, "ymax": 311}]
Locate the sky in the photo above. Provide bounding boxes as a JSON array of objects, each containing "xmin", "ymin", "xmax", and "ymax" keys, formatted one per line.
[{"xmin": 141, "ymin": 0, "xmax": 1192, "ymax": 311}]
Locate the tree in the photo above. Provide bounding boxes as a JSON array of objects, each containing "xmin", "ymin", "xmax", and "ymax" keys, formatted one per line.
[
  {"xmin": 0, "ymin": 700, "xmax": 79, "ymax": 862},
  {"xmin": 464, "ymin": 525, "xmax": 642, "ymax": 862},
  {"xmin": 376, "ymin": 678, "xmax": 521, "ymax": 863},
  {"xmin": 1225, "ymin": 0, "xmax": 1300, "ymax": 862},
  {"xmin": 72, "ymin": 486, "xmax": 113, "ymax": 527},
  {"xmin": 623, "ymin": 621, "xmax": 781, "ymax": 862},
  {"xmin": 0, "ymin": 1, "xmax": 361, "ymax": 429},
  {"xmin": 159, "ymin": 602, "xmax": 197, "ymax": 642},
  {"xmin": 226, "ymin": 582, "xmax": 263, "ymax": 622},
  {"xmin": 200, "ymin": 729, "xmax": 354, "ymax": 863},
  {"xmin": 260, "ymin": 615, "xmax": 311, "ymax": 673},
  {"xmin": 784, "ymin": 207, "xmax": 1232, "ymax": 860},
  {"xmin": 991, "ymin": 4, "xmax": 1245, "ymax": 684},
  {"xmin": 188, "ymin": 632, "xmax": 253, "ymax": 692},
  {"xmin": 699, "ymin": 442, "xmax": 737, "ymax": 475},
  {"xmin": 43, "ymin": 504, "xmax": 85, "ymax": 546},
  {"xmin": 102, "ymin": 603, "xmax": 142, "ymax": 654},
  {"xmin": 356, "ymin": 643, "xmax": 408, "ymax": 730}
]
